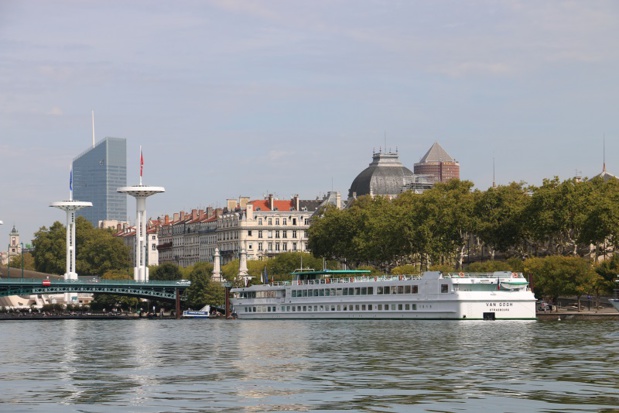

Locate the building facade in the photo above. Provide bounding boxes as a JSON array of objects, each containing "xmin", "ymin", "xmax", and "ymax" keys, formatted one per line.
[
  {"xmin": 153, "ymin": 193, "xmax": 343, "ymax": 269},
  {"xmin": 73, "ymin": 137, "xmax": 127, "ymax": 227}
]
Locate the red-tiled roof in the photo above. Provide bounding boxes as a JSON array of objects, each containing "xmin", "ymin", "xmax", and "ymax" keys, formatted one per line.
[{"xmin": 249, "ymin": 199, "xmax": 295, "ymax": 212}]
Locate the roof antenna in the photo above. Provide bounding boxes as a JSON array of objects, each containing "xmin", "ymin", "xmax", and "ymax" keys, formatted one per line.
[
  {"xmin": 91, "ymin": 110, "xmax": 96, "ymax": 148},
  {"xmin": 603, "ymin": 134, "xmax": 606, "ymax": 172},
  {"xmin": 492, "ymin": 157, "xmax": 496, "ymax": 188}
]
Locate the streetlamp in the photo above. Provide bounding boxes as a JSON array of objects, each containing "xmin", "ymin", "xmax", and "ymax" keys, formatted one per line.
[{"xmin": 20, "ymin": 242, "xmax": 24, "ymax": 281}]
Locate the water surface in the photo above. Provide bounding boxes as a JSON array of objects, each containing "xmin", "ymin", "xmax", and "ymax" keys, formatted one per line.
[{"xmin": 1, "ymin": 319, "xmax": 618, "ymax": 412}]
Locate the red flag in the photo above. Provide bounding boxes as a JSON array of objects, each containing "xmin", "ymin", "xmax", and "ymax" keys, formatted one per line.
[{"xmin": 140, "ymin": 148, "xmax": 144, "ymax": 177}]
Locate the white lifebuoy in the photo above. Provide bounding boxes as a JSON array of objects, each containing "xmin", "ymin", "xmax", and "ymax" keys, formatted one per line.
[{"xmin": 459, "ymin": 272, "xmax": 465, "ymax": 277}]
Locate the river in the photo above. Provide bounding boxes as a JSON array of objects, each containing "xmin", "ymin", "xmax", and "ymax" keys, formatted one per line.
[{"xmin": 0, "ymin": 319, "xmax": 618, "ymax": 412}]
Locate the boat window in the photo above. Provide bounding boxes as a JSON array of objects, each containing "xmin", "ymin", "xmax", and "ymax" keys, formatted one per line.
[
  {"xmin": 397, "ymin": 286, "xmax": 404, "ymax": 294},
  {"xmin": 441, "ymin": 284, "xmax": 449, "ymax": 293},
  {"xmin": 361, "ymin": 287, "xmax": 367, "ymax": 295},
  {"xmin": 313, "ymin": 290, "xmax": 319, "ymax": 297},
  {"xmin": 330, "ymin": 288, "xmax": 336, "ymax": 296},
  {"xmin": 378, "ymin": 304, "xmax": 382, "ymax": 310},
  {"xmin": 336, "ymin": 288, "xmax": 342, "ymax": 296},
  {"xmin": 303, "ymin": 306, "xmax": 307, "ymax": 311},
  {"xmin": 302, "ymin": 290, "xmax": 308, "ymax": 297},
  {"xmin": 391, "ymin": 304, "xmax": 396, "ymax": 310},
  {"xmin": 331, "ymin": 305, "xmax": 336, "ymax": 311},
  {"xmin": 337, "ymin": 305, "xmax": 341, "ymax": 311},
  {"xmin": 320, "ymin": 305, "xmax": 324, "ymax": 311},
  {"xmin": 412, "ymin": 304, "xmax": 417, "ymax": 310},
  {"xmin": 343, "ymin": 305, "xmax": 347, "ymax": 311},
  {"xmin": 343, "ymin": 288, "xmax": 348, "ymax": 296},
  {"xmin": 377, "ymin": 286, "xmax": 383, "ymax": 294},
  {"xmin": 319, "ymin": 289, "xmax": 324, "ymax": 296},
  {"xmin": 405, "ymin": 304, "xmax": 410, "ymax": 310},
  {"xmin": 348, "ymin": 288, "xmax": 354, "ymax": 295},
  {"xmin": 391, "ymin": 286, "xmax": 397, "ymax": 294},
  {"xmin": 355, "ymin": 287, "xmax": 360, "ymax": 295},
  {"xmin": 325, "ymin": 289, "xmax": 330, "ymax": 297},
  {"xmin": 398, "ymin": 304, "xmax": 403, "ymax": 311},
  {"xmin": 368, "ymin": 287, "xmax": 373, "ymax": 295},
  {"xmin": 412, "ymin": 285, "xmax": 419, "ymax": 294},
  {"xmin": 405, "ymin": 285, "xmax": 411, "ymax": 294}
]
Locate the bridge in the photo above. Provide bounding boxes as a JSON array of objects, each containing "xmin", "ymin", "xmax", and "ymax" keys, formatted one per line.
[{"xmin": 0, "ymin": 278, "xmax": 190, "ymax": 318}]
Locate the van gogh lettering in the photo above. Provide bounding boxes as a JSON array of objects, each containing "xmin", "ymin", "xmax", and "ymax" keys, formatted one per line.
[{"xmin": 485, "ymin": 302, "xmax": 513, "ymax": 307}]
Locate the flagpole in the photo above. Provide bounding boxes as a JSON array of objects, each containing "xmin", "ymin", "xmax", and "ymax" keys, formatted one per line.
[
  {"xmin": 139, "ymin": 146, "xmax": 143, "ymax": 186},
  {"xmin": 69, "ymin": 165, "xmax": 73, "ymax": 201}
]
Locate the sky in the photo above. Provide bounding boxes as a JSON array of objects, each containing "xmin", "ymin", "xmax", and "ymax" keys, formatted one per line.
[{"xmin": 1, "ymin": 0, "xmax": 618, "ymax": 244}]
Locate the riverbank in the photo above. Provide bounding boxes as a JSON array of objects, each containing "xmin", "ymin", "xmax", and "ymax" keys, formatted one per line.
[
  {"xmin": 0, "ymin": 312, "xmax": 178, "ymax": 320},
  {"xmin": 536, "ymin": 305, "xmax": 619, "ymax": 321}
]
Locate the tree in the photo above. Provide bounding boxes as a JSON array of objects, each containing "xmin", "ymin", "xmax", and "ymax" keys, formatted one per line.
[
  {"xmin": 473, "ymin": 182, "xmax": 530, "ymax": 258},
  {"xmin": 579, "ymin": 178, "xmax": 619, "ymax": 259},
  {"xmin": 525, "ymin": 178, "xmax": 595, "ymax": 256},
  {"xmin": 524, "ymin": 255, "xmax": 597, "ymax": 310},
  {"xmin": 184, "ymin": 262, "xmax": 226, "ymax": 309},
  {"xmin": 32, "ymin": 221, "xmax": 67, "ymax": 274},
  {"xmin": 31, "ymin": 217, "xmax": 132, "ymax": 276},
  {"xmin": 150, "ymin": 262, "xmax": 183, "ymax": 281},
  {"xmin": 8, "ymin": 252, "xmax": 35, "ymax": 270}
]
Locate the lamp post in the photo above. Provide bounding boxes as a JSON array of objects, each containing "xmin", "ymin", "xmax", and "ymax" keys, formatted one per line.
[{"xmin": 20, "ymin": 242, "xmax": 24, "ymax": 281}]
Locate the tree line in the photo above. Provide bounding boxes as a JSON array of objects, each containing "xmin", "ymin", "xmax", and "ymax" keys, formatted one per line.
[{"xmin": 307, "ymin": 177, "xmax": 619, "ymax": 303}]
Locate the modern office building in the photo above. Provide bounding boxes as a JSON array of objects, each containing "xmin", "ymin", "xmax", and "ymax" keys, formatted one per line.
[
  {"xmin": 414, "ymin": 142, "xmax": 460, "ymax": 183},
  {"xmin": 72, "ymin": 137, "xmax": 127, "ymax": 227}
]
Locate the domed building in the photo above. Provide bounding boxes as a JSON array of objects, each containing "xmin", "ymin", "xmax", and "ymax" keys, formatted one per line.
[{"xmin": 348, "ymin": 150, "xmax": 417, "ymax": 199}]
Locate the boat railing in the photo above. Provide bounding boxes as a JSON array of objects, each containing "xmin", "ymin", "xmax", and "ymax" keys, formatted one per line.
[
  {"xmin": 445, "ymin": 272, "xmax": 524, "ymax": 279},
  {"xmin": 285, "ymin": 275, "xmax": 423, "ymax": 286}
]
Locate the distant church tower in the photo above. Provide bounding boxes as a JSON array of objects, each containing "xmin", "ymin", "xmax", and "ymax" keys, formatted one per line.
[
  {"xmin": 414, "ymin": 142, "xmax": 460, "ymax": 183},
  {"xmin": 8, "ymin": 225, "xmax": 22, "ymax": 261}
]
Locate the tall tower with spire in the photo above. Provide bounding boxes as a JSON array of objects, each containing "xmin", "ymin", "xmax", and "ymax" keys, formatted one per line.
[{"xmin": 117, "ymin": 148, "xmax": 164, "ymax": 282}]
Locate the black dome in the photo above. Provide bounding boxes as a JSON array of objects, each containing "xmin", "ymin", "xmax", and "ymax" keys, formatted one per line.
[{"xmin": 348, "ymin": 151, "xmax": 415, "ymax": 198}]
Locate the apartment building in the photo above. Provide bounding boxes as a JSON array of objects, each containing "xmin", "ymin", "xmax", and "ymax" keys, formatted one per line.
[{"xmin": 151, "ymin": 192, "xmax": 342, "ymax": 268}]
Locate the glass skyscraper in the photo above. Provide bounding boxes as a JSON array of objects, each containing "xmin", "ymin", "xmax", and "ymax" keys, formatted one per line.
[{"xmin": 72, "ymin": 137, "xmax": 127, "ymax": 226}]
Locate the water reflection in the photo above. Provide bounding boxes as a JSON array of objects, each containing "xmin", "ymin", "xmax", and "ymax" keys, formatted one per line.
[{"xmin": 0, "ymin": 319, "xmax": 618, "ymax": 412}]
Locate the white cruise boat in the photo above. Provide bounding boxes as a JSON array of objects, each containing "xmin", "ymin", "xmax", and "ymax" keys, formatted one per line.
[{"xmin": 230, "ymin": 269, "xmax": 536, "ymax": 320}]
